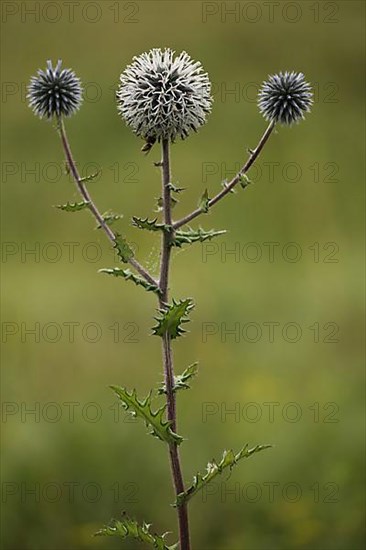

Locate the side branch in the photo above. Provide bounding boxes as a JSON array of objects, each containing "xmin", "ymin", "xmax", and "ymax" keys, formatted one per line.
[
  {"xmin": 57, "ymin": 118, "xmax": 157, "ymax": 288},
  {"xmin": 173, "ymin": 120, "xmax": 275, "ymax": 230}
]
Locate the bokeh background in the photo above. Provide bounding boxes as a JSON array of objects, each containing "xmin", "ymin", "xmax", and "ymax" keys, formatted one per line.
[{"xmin": 1, "ymin": 1, "xmax": 365, "ymax": 549}]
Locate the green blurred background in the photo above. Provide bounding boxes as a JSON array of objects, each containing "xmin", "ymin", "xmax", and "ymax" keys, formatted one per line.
[{"xmin": 1, "ymin": 1, "xmax": 365, "ymax": 549}]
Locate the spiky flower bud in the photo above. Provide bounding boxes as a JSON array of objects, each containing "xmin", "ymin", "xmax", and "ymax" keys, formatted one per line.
[
  {"xmin": 116, "ymin": 48, "xmax": 212, "ymax": 143},
  {"xmin": 27, "ymin": 60, "xmax": 83, "ymax": 119},
  {"xmin": 258, "ymin": 71, "xmax": 313, "ymax": 125}
]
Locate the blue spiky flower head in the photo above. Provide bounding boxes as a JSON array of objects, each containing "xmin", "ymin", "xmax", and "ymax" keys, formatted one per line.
[
  {"xmin": 116, "ymin": 48, "xmax": 212, "ymax": 142},
  {"xmin": 27, "ymin": 60, "xmax": 83, "ymax": 119},
  {"xmin": 258, "ymin": 71, "xmax": 313, "ymax": 125}
]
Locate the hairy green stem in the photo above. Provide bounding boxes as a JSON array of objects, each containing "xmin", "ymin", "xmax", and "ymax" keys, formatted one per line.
[
  {"xmin": 173, "ymin": 120, "xmax": 276, "ymax": 229},
  {"xmin": 159, "ymin": 139, "xmax": 191, "ymax": 550},
  {"xmin": 57, "ymin": 118, "xmax": 157, "ymax": 287}
]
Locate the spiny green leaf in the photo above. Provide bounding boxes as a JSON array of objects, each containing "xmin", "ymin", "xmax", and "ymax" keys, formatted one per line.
[
  {"xmin": 99, "ymin": 267, "xmax": 160, "ymax": 295},
  {"xmin": 168, "ymin": 183, "xmax": 186, "ymax": 193},
  {"xmin": 156, "ymin": 196, "xmax": 178, "ymax": 211},
  {"xmin": 158, "ymin": 363, "xmax": 198, "ymax": 395},
  {"xmin": 175, "ymin": 444, "xmax": 272, "ymax": 506},
  {"xmin": 238, "ymin": 173, "xmax": 252, "ymax": 189},
  {"xmin": 198, "ymin": 188, "xmax": 210, "ymax": 213},
  {"xmin": 96, "ymin": 212, "xmax": 123, "ymax": 229},
  {"xmin": 55, "ymin": 201, "xmax": 90, "ymax": 212},
  {"xmin": 96, "ymin": 514, "xmax": 178, "ymax": 550},
  {"xmin": 113, "ymin": 233, "xmax": 134, "ymax": 263},
  {"xmin": 79, "ymin": 170, "xmax": 100, "ymax": 183},
  {"xmin": 172, "ymin": 227, "xmax": 226, "ymax": 248},
  {"xmin": 222, "ymin": 179, "xmax": 237, "ymax": 194},
  {"xmin": 132, "ymin": 216, "xmax": 167, "ymax": 232},
  {"xmin": 110, "ymin": 386, "xmax": 183, "ymax": 445},
  {"xmin": 152, "ymin": 299, "xmax": 194, "ymax": 340}
]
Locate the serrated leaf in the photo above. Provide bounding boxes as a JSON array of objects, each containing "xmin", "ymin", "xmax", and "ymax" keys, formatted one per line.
[
  {"xmin": 198, "ymin": 188, "xmax": 210, "ymax": 213},
  {"xmin": 132, "ymin": 216, "xmax": 167, "ymax": 232},
  {"xmin": 238, "ymin": 173, "xmax": 252, "ymax": 189},
  {"xmin": 55, "ymin": 201, "xmax": 90, "ymax": 212},
  {"xmin": 96, "ymin": 514, "xmax": 178, "ymax": 550},
  {"xmin": 175, "ymin": 444, "xmax": 272, "ymax": 506},
  {"xmin": 152, "ymin": 299, "xmax": 194, "ymax": 340},
  {"xmin": 158, "ymin": 362, "xmax": 198, "ymax": 395},
  {"xmin": 114, "ymin": 233, "xmax": 134, "ymax": 263},
  {"xmin": 96, "ymin": 212, "xmax": 123, "ymax": 229},
  {"xmin": 79, "ymin": 170, "xmax": 100, "ymax": 183},
  {"xmin": 110, "ymin": 386, "xmax": 183, "ymax": 445},
  {"xmin": 172, "ymin": 227, "xmax": 226, "ymax": 248},
  {"xmin": 99, "ymin": 267, "xmax": 160, "ymax": 295}
]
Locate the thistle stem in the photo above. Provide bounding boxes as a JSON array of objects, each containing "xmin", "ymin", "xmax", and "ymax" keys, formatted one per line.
[
  {"xmin": 159, "ymin": 139, "xmax": 191, "ymax": 550},
  {"xmin": 173, "ymin": 120, "xmax": 276, "ymax": 230},
  {"xmin": 57, "ymin": 118, "xmax": 157, "ymax": 287}
]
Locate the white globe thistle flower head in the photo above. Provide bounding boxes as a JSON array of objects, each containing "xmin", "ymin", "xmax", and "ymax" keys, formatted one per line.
[{"xmin": 116, "ymin": 48, "xmax": 213, "ymax": 143}]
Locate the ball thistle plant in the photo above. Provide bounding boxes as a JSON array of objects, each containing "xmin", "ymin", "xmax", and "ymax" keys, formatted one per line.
[
  {"xmin": 258, "ymin": 71, "xmax": 313, "ymax": 125},
  {"xmin": 116, "ymin": 48, "xmax": 213, "ymax": 145},
  {"xmin": 28, "ymin": 53, "xmax": 312, "ymax": 550},
  {"xmin": 27, "ymin": 60, "xmax": 83, "ymax": 119}
]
